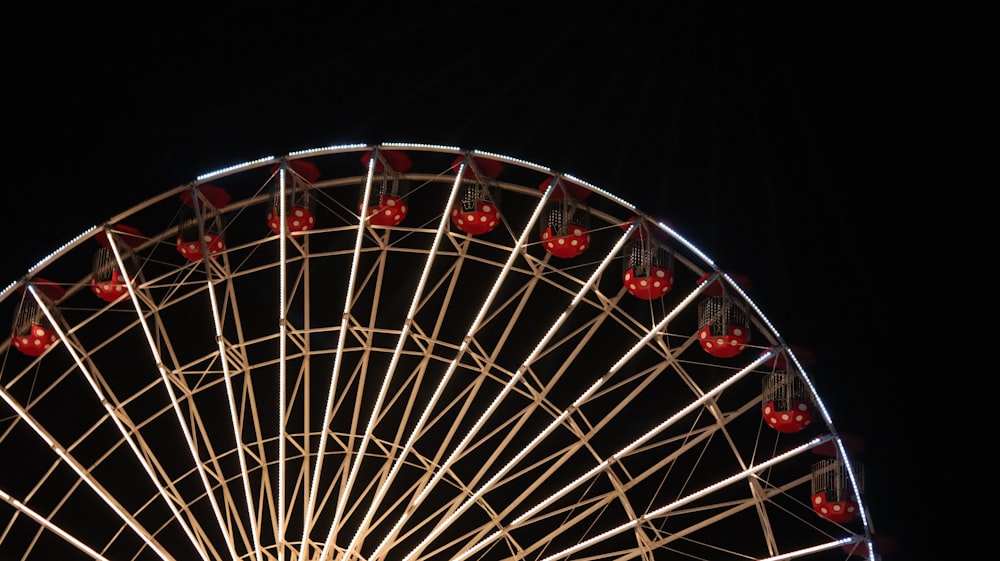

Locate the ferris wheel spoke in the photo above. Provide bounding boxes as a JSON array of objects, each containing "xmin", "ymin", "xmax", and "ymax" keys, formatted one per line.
[
  {"xmin": 321, "ymin": 156, "xmax": 465, "ymax": 561},
  {"xmin": 299, "ymin": 154, "xmax": 380, "ymax": 558},
  {"xmin": 531, "ymin": 435, "xmax": 830, "ymax": 561},
  {"xmin": 104, "ymin": 230, "xmax": 237, "ymax": 560},
  {"xmin": 657, "ymin": 344, "xmax": 789, "ymax": 556},
  {"xmin": 604, "ymin": 473, "xmax": 812, "ymax": 561},
  {"xmin": 0, "ymin": 485, "xmax": 114, "ymax": 561},
  {"xmin": 35, "ymin": 268, "xmax": 221, "ymax": 560},
  {"xmin": 357, "ymin": 172, "xmax": 559, "ymax": 561},
  {"xmin": 0, "ymin": 380, "xmax": 175, "ymax": 561},
  {"xmin": 276, "ymin": 164, "xmax": 291, "ymax": 561},
  {"xmin": 387, "ymin": 241, "xmax": 709, "ymax": 561},
  {"xmin": 109, "ymin": 201, "xmax": 248, "ymax": 560},
  {"xmin": 435, "ymin": 335, "xmax": 774, "ymax": 561},
  {"xmin": 180, "ymin": 180, "xmax": 279, "ymax": 561},
  {"xmin": 205, "ymin": 272, "xmax": 264, "ymax": 561}
]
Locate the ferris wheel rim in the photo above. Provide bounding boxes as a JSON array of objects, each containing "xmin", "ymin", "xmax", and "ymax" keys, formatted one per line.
[{"xmin": 0, "ymin": 143, "xmax": 877, "ymax": 561}]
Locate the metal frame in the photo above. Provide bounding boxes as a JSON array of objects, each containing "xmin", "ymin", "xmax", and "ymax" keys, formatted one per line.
[{"xmin": 0, "ymin": 144, "xmax": 876, "ymax": 560}]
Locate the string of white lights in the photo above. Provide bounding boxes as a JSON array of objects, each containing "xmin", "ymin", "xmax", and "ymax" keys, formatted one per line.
[
  {"xmin": 0, "ymin": 486, "xmax": 112, "ymax": 561},
  {"xmin": 365, "ymin": 172, "xmax": 568, "ymax": 561},
  {"xmin": 321, "ymin": 153, "xmax": 467, "ymax": 561},
  {"xmin": 109, "ymin": 212, "xmax": 242, "ymax": 561},
  {"xmin": 299, "ymin": 147, "xmax": 380, "ymax": 555}
]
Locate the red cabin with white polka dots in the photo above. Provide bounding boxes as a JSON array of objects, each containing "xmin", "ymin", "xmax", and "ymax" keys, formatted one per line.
[
  {"xmin": 267, "ymin": 160, "xmax": 319, "ymax": 236},
  {"xmin": 176, "ymin": 185, "xmax": 231, "ymax": 262},
  {"xmin": 91, "ymin": 224, "xmax": 144, "ymax": 303},
  {"xmin": 10, "ymin": 278, "xmax": 65, "ymax": 357},
  {"xmin": 696, "ymin": 273, "xmax": 751, "ymax": 358},
  {"xmin": 810, "ymin": 458, "xmax": 862, "ymax": 523},
  {"xmin": 450, "ymin": 155, "xmax": 503, "ymax": 235},
  {"xmin": 760, "ymin": 346, "xmax": 816, "ymax": 432},
  {"xmin": 621, "ymin": 216, "xmax": 674, "ymax": 300},
  {"xmin": 268, "ymin": 205, "xmax": 316, "ymax": 236},
  {"xmin": 761, "ymin": 371, "xmax": 813, "ymax": 433},
  {"xmin": 360, "ymin": 149, "xmax": 411, "ymax": 227},
  {"xmin": 539, "ymin": 177, "xmax": 591, "ymax": 259},
  {"xmin": 12, "ymin": 322, "xmax": 58, "ymax": 357},
  {"xmin": 811, "ymin": 489, "xmax": 860, "ymax": 523}
]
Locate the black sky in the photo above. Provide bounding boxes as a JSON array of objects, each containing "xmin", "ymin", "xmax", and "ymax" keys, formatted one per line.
[{"xmin": 3, "ymin": 3, "xmax": 994, "ymax": 559}]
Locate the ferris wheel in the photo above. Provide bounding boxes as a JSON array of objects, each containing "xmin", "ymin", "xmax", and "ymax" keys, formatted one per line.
[{"xmin": 0, "ymin": 143, "xmax": 881, "ymax": 560}]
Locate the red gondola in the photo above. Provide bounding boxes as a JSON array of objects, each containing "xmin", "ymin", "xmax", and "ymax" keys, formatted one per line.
[
  {"xmin": 539, "ymin": 177, "xmax": 591, "ymax": 259},
  {"xmin": 621, "ymin": 216, "xmax": 674, "ymax": 299},
  {"xmin": 360, "ymin": 149, "xmax": 411, "ymax": 227},
  {"xmin": 696, "ymin": 273, "xmax": 751, "ymax": 358},
  {"xmin": 10, "ymin": 278, "xmax": 65, "ymax": 357},
  {"xmin": 176, "ymin": 184, "xmax": 230, "ymax": 261},
  {"xmin": 91, "ymin": 224, "xmax": 144, "ymax": 302},
  {"xmin": 810, "ymin": 457, "xmax": 862, "ymax": 523},
  {"xmin": 267, "ymin": 160, "xmax": 319, "ymax": 235},
  {"xmin": 450, "ymin": 155, "xmax": 503, "ymax": 235}
]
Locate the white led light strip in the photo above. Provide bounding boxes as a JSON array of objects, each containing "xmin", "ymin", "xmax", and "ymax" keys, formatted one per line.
[
  {"xmin": 536, "ymin": 435, "xmax": 832, "ymax": 561},
  {"xmin": 364, "ymin": 171, "xmax": 567, "ymax": 561},
  {"xmin": 0, "ymin": 486, "xmax": 111, "ymax": 561},
  {"xmin": 206, "ymin": 279, "xmax": 264, "ymax": 561},
  {"xmin": 446, "ymin": 333, "xmax": 774, "ymax": 561},
  {"xmin": 188, "ymin": 185, "xmax": 264, "ymax": 561},
  {"xmin": 300, "ymin": 149, "xmax": 380, "ymax": 555},
  {"xmin": 401, "ymin": 275, "xmax": 726, "ymax": 561},
  {"xmin": 32, "ymin": 262, "xmax": 211, "ymax": 561},
  {"xmin": 321, "ymin": 153, "xmax": 466, "ymax": 561},
  {"xmin": 108, "ymin": 229, "xmax": 242, "ymax": 561},
  {"xmin": 757, "ymin": 536, "xmax": 863, "ymax": 560},
  {"xmin": 277, "ymin": 164, "xmax": 289, "ymax": 561},
  {"xmin": 0, "ymin": 347, "xmax": 173, "ymax": 560}
]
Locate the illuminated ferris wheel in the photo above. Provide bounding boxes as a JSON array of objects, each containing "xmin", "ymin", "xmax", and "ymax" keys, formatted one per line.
[{"xmin": 0, "ymin": 143, "xmax": 881, "ymax": 560}]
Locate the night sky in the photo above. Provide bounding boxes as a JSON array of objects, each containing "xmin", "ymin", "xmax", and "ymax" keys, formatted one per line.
[{"xmin": 3, "ymin": 3, "xmax": 993, "ymax": 559}]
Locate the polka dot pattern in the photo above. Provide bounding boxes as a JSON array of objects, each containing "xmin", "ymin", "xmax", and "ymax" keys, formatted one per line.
[
  {"xmin": 623, "ymin": 265, "xmax": 674, "ymax": 300},
  {"xmin": 12, "ymin": 324, "xmax": 58, "ymax": 356},
  {"xmin": 364, "ymin": 195, "xmax": 407, "ymax": 227},
  {"xmin": 697, "ymin": 324, "xmax": 749, "ymax": 358},
  {"xmin": 268, "ymin": 206, "xmax": 316, "ymax": 235},
  {"xmin": 541, "ymin": 225, "xmax": 590, "ymax": 258},
  {"xmin": 176, "ymin": 233, "xmax": 226, "ymax": 262},
  {"xmin": 451, "ymin": 202, "xmax": 500, "ymax": 235},
  {"xmin": 91, "ymin": 270, "xmax": 129, "ymax": 303},
  {"xmin": 761, "ymin": 400, "xmax": 813, "ymax": 433},
  {"xmin": 811, "ymin": 490, "xmax": 859, "ymax": 523}
]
